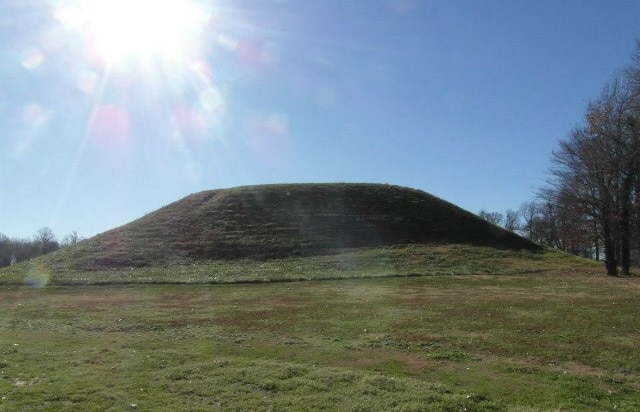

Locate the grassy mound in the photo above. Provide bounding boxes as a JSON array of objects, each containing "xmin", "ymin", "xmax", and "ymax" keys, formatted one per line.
[
  {"xmin": 0, "ymin": 183, "xmax": 562, "ymax": 285},
  {"xmin": 42, "ymin": 183, "xmax": 538, "ymax": 271}
]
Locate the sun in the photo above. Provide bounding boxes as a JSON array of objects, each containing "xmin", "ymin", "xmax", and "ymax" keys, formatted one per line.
[{"xmin": 57, "ymin": 0, "xmax": 210, "ymax": 66}]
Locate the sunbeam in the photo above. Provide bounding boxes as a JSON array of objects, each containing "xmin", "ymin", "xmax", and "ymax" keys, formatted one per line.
[{"xmin": 55, "ymin": 0, "xmax": 211, "ymax": 67}]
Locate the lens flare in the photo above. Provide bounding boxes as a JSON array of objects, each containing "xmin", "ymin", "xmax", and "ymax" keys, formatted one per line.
[
  {"xmin": 87, "ymin": 105, "xmax": 130, "ymax": 150},
  {"xmin": 21, "ymin": 48, "xmax": 45, "ymax": 71},
  {"xmin": 25, "ymin": 262, "xmax": 51, "ymax": 288},
  {"xmin": 56, "ymin": 0, "xmax": 210, "ymax": 66}
]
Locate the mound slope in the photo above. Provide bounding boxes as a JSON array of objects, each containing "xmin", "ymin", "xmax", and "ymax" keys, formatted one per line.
[{"xmin": 48, "ymin": 183, "xmax": 538, "ymax": 271}]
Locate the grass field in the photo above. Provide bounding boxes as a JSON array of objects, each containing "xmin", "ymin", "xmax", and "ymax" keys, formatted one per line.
[{"xmin": 2, "ymin": 263, "xmax": 639, "ymax": 410}]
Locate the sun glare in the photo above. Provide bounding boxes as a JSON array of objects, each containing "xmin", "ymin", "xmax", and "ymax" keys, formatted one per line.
[
  {"xmin": 57, "ymin": 0, "xmax": 210, "ymax": 66},
  {"xmin": 51, "ymin": 0, "xmax": 227, "ymax": 167}
]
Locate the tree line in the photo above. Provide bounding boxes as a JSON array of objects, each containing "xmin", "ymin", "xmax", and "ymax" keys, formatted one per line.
[
  {"xmin": 479, "ymin": 43, "xmax": 640, "ymax": 276},
  {"xmin": 0, "ymin": 228, "xmax": 81, "ymax": 267}
]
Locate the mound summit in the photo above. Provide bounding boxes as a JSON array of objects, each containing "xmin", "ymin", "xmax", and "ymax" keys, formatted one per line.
[{"xmin": 53, "ymin": 183, "xmax": 538, "ymax": 271}]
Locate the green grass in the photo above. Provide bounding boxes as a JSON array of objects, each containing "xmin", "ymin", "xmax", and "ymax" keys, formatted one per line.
[
  {"xmin": 1, "ymin": 269, "xmax": 639, "ymax": 411},
  {"xmin": 0, "ymin": 244, "xmax": 595, "ymax": 286}
]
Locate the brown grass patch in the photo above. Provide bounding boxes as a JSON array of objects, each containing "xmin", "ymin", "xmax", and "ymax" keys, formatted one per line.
[{"xmin": 333, "ymin": 348, "xmax": 438, "ymax": 373}]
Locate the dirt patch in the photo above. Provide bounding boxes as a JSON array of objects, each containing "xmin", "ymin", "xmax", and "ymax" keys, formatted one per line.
[
  {"xmin": 504, "ymin": 356, "xmax": 616, "ymax": 379},
  {"xmin": 24, "ymin": 292, "xmax": 139, "ymax": 312},
  {"xmin": 333, "ymin": 348, "xmax": 438, "ymax": 373}
]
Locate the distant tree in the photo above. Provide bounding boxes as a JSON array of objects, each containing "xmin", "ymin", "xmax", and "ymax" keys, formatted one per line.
[
  {"xmin": 518, "ymin": 199, "xmax": 572, "ymax": 252},
  {"xmin": 0, "ymin": 233, "xmax": 10, "ymax": 267},
  {"xmin": 504, "ymin": 209, "xmax": 521, "ymax": 232},
  {"xmin": 34, "ymin": 227, "xmax": 59, "ymax": 255},
  {"xmin": 536, "ymin": 200, "xmax": 562, "ymax": 249},
  {"xmin": 519, "ymin": 201, "xmax": 541, "ymax": 240},
  {"xmin": 0, "ymin": 232, "xmax": 43, "ymax": 267},
  {"xmin": 62, "ymin": 230, "xmax": 81, "ymax": 247},
  {"xmin": 548, "ymin": 182, "xmax": 601, "ymax": 259},
  {"xmin": 478, "ymin": 210, "xmax": 504, "ymax": 226}
]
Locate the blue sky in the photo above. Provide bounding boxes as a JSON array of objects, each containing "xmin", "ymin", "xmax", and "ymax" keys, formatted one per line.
[{"xmin": 1, "ymin": 0, "xmax": 639, "ymax": 240}]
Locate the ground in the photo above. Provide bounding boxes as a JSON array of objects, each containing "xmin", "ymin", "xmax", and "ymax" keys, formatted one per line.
[{"xmin": 1, "ymin": 269, "xmax": 639, "ymax": 411}]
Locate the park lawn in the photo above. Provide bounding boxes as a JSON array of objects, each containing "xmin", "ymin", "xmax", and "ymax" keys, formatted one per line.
[{"xmin": 1, "ymin": 269, "xmax": 639, "ymax": 411}]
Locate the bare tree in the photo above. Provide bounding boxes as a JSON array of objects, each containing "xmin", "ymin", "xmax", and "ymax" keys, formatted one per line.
[
  {"xmin": 34, "ymin": 227, "xmax": 59, "ymax": 255},
  {"xmin": 504, "ymin": 209, "xmax": 520, "ymax": 232},
  {"xmin": 1, "ymin": 229, "xmax": 65, "ymax": 267},
  {"xmin": 62, "ymin": 230, "xmax": 81, "ymax": 247},
  {"xmin": 549, "ymin": 72, "xmax": 639, "ymax": 275},
  {"xmin": 0, "ymin": 233, "xmax": 11, "ymax": 267},
  {"xmin": 478, "ymin": 210, "xmax": 504, "ymax": 226},
  {"xmin": 519, "ymin": 201, "xmax": 541, "ymax": 240}
]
